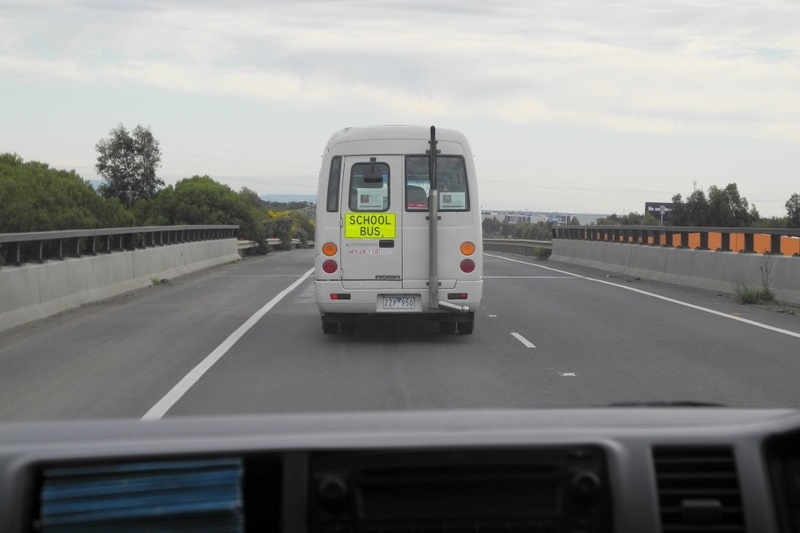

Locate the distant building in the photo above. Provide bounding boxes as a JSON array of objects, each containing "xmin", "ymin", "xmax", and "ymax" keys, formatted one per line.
[
  {"xmin": 553, "ymin": 213, "xmax": 606, "ymax": 226},
  {"xmin": 482, "ymin": 211, "xmax": 605, "ymax": 226}
]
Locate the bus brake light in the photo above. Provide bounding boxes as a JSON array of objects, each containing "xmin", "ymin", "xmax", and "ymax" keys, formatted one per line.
[{"xmin": 322, "ymin": 260, "xmax": 338, "ymax": 273}]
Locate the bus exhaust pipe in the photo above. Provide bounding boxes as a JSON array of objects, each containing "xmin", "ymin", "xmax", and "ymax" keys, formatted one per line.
[{"xmin": 438, "ymin": 300, "xmax": 470, "ymax": 314}]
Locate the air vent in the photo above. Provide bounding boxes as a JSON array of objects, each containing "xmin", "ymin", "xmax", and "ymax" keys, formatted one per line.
[
  {"xmin": 35, "ymin": 458, "xmax": 244, "ymax": 533},
  {"xmin": 653, "ymin": 446, "xmax": 744, "ymax": 533}
]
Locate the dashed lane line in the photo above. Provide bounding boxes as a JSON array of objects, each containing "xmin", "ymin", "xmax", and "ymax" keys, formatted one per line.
[
  {"xmin": 511, "ymin": 332, "xmax": 537, "ymax": 348},
  {"xmin": 487, "ymin": 253, "xmax": 800, "ymax": 340}
]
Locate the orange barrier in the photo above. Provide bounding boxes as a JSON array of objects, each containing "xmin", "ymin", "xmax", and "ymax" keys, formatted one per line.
[{"xmin": 565, "ymin": 228, "xmax": 800, "ymax": 257}]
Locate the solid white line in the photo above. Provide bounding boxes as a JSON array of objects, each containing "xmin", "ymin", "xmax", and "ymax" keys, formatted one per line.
[
  {"xmin": 141, "ymin": 268, "xmax": 314, "ymax": 421},
  {"xmin": 487, "ymin": 253, "xmax": 800, "ymax": 340},
  {"xmin": 511, "ymin": 332, "xmax": 537, "ymax": 348},
  {"xmin": 484, "ymin": 275, "xmax": 573, "ymax": 279}
]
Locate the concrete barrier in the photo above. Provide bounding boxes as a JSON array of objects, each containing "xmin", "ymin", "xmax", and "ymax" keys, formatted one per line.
[
  {"xmin": 0, "ymin": 239, "xmax": 240, "ymax": 333},
  {"xmin": 551, "ymin": 240, "xmax": 800, "ymax": 305}
]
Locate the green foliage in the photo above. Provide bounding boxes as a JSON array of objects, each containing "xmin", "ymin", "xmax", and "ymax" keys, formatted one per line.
[
  {"xmin": 262, "ymin": 208, "xmax": 316, "ymax": 250},
  {"xmin": 482, "ymin": 218, "xmax": 552, "ymax": 240},
  {"xmin": 265, "ymin": 212, "xmax": 295, "ymax": 249},
  {"xmin": 752, "ymin": 216, "xmax": 788, "ymax": 229},
  {"xmin": 533, "ymin": 247, "xmax": 552, "ymax": 260},
  {"xmin": 0, "ymin": 153, "xmax": 133, "ymax": 233},
  {"xmin": 671, "ymin": 184, "xmax": 758, "ymax": 227},
  {"xmin": 595, "ymin": 212, "xmax": 656, "ymax": 226},
  {"xmin": 511, "ymin": 221, "xmax": 553, "ymax": 240},
  {"xmin": 239, "ymin": 187, "xmax": 266, "ymax": 210},
  {"xmin": 262, "ymin": 200, "xmax": 314, "ymax": 211},
  {"xmin": 96, "ymin": 124, "xmax": 163, "ymax": 208},
  {"xmin": 733, "ymin": 256, "xmax": 775, "ymax": 304},
  {"xmin": 0, "ymin": 150, "xmax": 320, "ymax": 256},
  {"xmin": 787, "ymin": 193, "xmax": 800, "ymax": 228},
  {"xmin": 733, "ymin": 283, "xmax": 774, "ymax": 304},
  {"xmin": 482, "ymin": 217, "xmax": 502, "ymax": 237},
  {"xmin": 136, "ymin": 175, "xmax": 267, "ymax": 247},
  {"xmin": 289, "ymin": 209, "xmax": 315, "ymax": 246}
]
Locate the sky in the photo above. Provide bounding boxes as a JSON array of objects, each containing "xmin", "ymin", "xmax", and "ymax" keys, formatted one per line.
[{"xmin": 1, "ymin": 0, "xmax": 799, "ymax": 217}]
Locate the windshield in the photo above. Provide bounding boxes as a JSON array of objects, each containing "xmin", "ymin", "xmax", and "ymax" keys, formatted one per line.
[{"xmin": 1, "ymin": 0, "xmax": 799, "ymax": 425}]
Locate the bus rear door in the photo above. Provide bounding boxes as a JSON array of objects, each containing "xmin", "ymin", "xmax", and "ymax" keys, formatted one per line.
[{"xmin": 340, "ymin": 156, "xmax": 404, "ymax": 290}]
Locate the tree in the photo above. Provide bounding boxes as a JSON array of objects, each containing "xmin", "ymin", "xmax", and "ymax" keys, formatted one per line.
[
  {"xmin": 509, "ymin": 221, "xmax": 553, "ymax": 240},
  {"xmin": 482, "ymin": 217, "xmax": 502, "ymax": 236},
  {"xmin": 0, "ymin": 153, "xmax": 132, "ymax": 233},
  {"xmin": 595, "ymin": 212, "xmax": 656, "ymax": 226},
  {"xmin": 96, "ymin": 124, "xmax": 163, "ymax": 207},
  {"xmin": 684, "ymin": 189, "xmax": 709, "ymax": 226},
  {"xmin": 707, "ymin": 183, "xmax": 756, "ymax": 226},
  {"xmin": 671, "ymin": 184, "xmax": 759, "ymax": 227},
  {"xmin": 787, "ymin": 193, "xmax": 800, "ymax": 228},
  {"xmin": 135, "ymin": 175, "xmax": 267, "ymax": 247}
]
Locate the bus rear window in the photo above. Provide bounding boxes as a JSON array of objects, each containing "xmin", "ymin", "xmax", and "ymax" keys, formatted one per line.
[
  {"xmin": 405, "ymin": 156, "xmax": 470, "ymax": 211},
  {"xmin": 326, "ymin": 156, "xmax": 342, "ymax": 212},
  {"xmin": 349, "ymin": 162, "xmax": 390, "ymax": 212}
]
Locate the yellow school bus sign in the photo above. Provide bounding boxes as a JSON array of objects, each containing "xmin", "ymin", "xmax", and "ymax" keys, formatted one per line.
[{"xmin": 344, "ymin": 213, "xmax": 396, "ymax": 239}]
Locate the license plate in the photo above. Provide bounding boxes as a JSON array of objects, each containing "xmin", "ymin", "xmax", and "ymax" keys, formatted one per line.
[{"xmin": 382, "ymin": 296, "xmax": 416, "ymax": 310}]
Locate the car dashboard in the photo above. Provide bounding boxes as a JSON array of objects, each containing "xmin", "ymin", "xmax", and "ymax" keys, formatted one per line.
[{"xmin": 1, "ymin": 408, "xmax": 800, "ymax": 532}]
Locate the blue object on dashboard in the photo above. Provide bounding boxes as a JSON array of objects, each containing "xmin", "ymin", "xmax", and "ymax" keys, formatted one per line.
[{"xmin": 36, "ymin": 458, "xmax": 243, "ymax": 532}]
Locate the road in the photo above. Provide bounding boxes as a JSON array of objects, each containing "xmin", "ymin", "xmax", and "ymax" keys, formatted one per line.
[{"xmin": 0, "ymin": 248, "xmax": 799, "ymax": 421}]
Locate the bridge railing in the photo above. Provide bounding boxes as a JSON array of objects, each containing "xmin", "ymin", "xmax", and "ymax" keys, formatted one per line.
[
  {"xmin": 0, "ymin": 225, "xmax": 239, "ymax": 267},
  {"xmin": 483, "ymin": 238, "xmax": 552, "ymax": 257},
  {"xmin": 553, "ymin": 225, "xmax": 800, "ymax": 257}
]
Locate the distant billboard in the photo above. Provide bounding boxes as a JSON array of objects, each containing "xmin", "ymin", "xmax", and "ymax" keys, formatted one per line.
[{"xmin": 645, "ymin": 202, "xmax": 674, "ymax": 224}]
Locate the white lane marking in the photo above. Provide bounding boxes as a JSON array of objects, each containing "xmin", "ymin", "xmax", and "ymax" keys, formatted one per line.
[
  {"xmin": 141, "ymin": 268, "xmax": 314, "ymax": 421},
  {"xmin": 487, "ymin": 253, "xmax": 800, "ymax": 340},
  {"xmin": 485, "ymin": 275, "xmax": 573, "ymax": 279},
  {"xmin": 511, "ymin": 332, "xmax": 537, "ymax": 348},
  {"xmin": 561, "ymin": 372, "xmax": 577, "ymax": 377}
]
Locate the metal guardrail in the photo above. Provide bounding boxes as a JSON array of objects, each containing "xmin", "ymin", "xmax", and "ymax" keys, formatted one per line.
[
  {"xmin": 483, "ymin": 239, "xmax": 552, "ymax": 257},
  {"xmin": 238, "ymin": 238, "xmax": 313, "ymax": 256},
  {"xmin": 553, "ymin": 225, "xmax": 800, "ymax": 256},
  {"xmin": 1, "ymin": 225, "xmax": 239, "ymax": 267}
]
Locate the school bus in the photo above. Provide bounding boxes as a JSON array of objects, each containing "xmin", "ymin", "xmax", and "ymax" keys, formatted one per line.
[{"xmin": 314, "ymin": 125, "xmax": 483, "ymax": 334}]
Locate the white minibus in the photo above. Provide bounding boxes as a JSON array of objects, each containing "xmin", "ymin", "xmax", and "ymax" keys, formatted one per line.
[{"xmin": 315, "ymin": 125, "xmax": 483, "ymax": 334}]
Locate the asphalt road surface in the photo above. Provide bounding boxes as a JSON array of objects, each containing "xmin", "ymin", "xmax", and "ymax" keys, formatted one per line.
[{"xmin": 1, "ymin": 248, "xmax": 799, "ymax": 421}]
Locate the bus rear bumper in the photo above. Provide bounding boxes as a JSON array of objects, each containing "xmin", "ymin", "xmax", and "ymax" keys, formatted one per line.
[{"xmin": 315, "ymin": 280, "xmax": 483, "ymax": 315}]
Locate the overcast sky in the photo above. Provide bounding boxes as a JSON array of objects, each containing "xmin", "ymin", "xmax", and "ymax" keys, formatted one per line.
[{"xmin": 2, "ymin": 0, "xmax": 799, "ymax": 216}]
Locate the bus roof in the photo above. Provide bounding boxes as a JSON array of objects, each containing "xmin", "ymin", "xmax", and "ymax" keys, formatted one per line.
[{"xmin": 325, "ymin": 125, "xmax": 470, "ymax": 153}]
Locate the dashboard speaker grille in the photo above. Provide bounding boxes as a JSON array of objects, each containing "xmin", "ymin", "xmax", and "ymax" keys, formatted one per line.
[
  {"xmin": 35, "ymin": 458, "xmax": 244, "ymax": 532},
  {"xmin": 653, "ymin": 446, "xmax": 744, "ymax": 533}
]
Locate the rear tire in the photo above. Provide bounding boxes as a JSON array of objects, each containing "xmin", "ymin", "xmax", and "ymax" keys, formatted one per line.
[
  {"xmin": 439, "ymin": 321, "xmax": 457, "ymax": 334},
  {"xmin": 322, "ymin": 321, "xmax": 339, "ymax": 334},
  {"xmin": 457, "ymin": 320, "xmax": 474, "ymax": 335}
]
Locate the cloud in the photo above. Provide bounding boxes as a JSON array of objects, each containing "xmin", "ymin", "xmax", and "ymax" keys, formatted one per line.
[{"xmin": 3, "ymin": 0, "xmax": 800, "ymax": 145}]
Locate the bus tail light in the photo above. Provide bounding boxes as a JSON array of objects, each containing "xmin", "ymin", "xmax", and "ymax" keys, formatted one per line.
[
  {"xmin": 448, "ymin": 293, "xmax": 469, "ymax": 300},
  {"xmin": 460, "ymin": 241, "xmax": 476, "ymax": 255},
  {"xmin": 330, "ymin": 293, "xmax": 351, "ymax": 300},
  {"xmin": 322, "ymin": 242, "xmax": 338, "ymax": 256},
  {"xmin": 460, "ymin": 259, "xmax": 475, "ymax": 273},
  {"xmin": 322, "ymin": 260, "xmax": 338, "ymax": 274}
]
